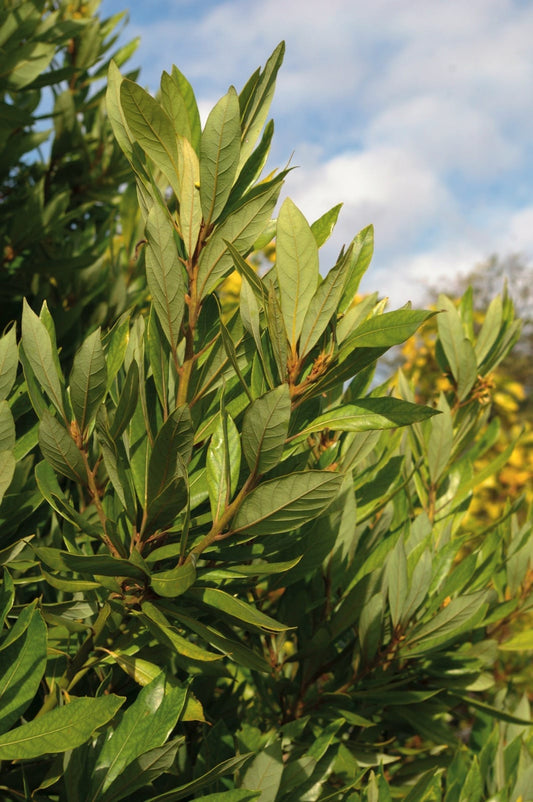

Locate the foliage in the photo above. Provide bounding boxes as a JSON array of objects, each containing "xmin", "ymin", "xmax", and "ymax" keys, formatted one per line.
[
  {"xmin": 0, "ymin": 0, "xmax": 143, "ymax": 352},
  {"xmin": 0, "ymin": 28, "xmax": 532, "ymax": 802}
]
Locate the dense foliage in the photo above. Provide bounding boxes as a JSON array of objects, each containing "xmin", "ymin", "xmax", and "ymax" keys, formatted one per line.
[{"xmin": 1, "ymin": 4, "xmax": 532, "ymax": 800}]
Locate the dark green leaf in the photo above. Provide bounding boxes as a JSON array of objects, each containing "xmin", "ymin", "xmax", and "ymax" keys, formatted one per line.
[
  {"xmin": 38, "ymin": 410, "xmax": 87, "ymax": 484},
  {"xmin": 145, "ymin": 203, "xmax": 185, "ymax": 350},
  {"xmin": 145, "ymin": 754, "xmax": 253, "ymax": 801},
  {"xmin": 69, "ymin": 328, "xmax": 107, "ymax": 433},
  {"xmin": 0, "ymin": 324, "xmax": 18, "ymax": 402},
  {"xmin": 242, "ymin": 384, "xmax": 291, "ymax": 474},
  {"xmin": 187, "ymin": 587, "xmax": 289, "ymax": 632},
  {"xmin": 22, "ymin": 300, "xmax": 64, "ymax": 416}
]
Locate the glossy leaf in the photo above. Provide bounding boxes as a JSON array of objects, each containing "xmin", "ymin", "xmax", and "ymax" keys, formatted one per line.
[
  {"xmin": 276, "ymin": 198, "xmax": 319, "ymax": 349},
  {"xmin": 200, "ymin": 86, "xmax": 241, "ymax": 225},
  {"xmin": 290, "ymin": 397, "xmax": 438, "ymax": 442},
  {"xmin": 0, "ymin": 696, "xmax": 124, "ymax": 760},
  {"xmin": 102, "ymin": 738, "xmax": 185, "ymax": 802},
  {"xmin": 0, "ymin": 605, "xmax": 47, "ymax": 734},
  {"xmin": 145, "ymin": 203, "xmax": 185, "ymax": 350},
  {"xmin": 69, "ymin": 328, "xmax": 107, "ymax": 433},
  {"xmin": 150, "ymin": 561, "xmax": 196, "ymax": 599},
  {"xmin": 92, "ymin": 673, "xmax": 187, "ymax": 798},
  {"xmin": 141, "ymin": 601, "xmax": 221, "ymax": 660},
  {"xmin": 34, "ymin": 546, "xmax": 147, "ymax": 581},
  {"xmin": 232, "ymin": 471, "xmax": 342, "ymax": 536},
  {"xmin": 338, "ymin": 224, "xmax": 374, "ymax": 314},
  {"xmin": 187, "ymin": 586, "xmax": 289, "ymax": 632},
  {"xmin": 242, "ymin": 384, "xmax": 291, "ymax": 474},
  {"xmin": 146, "ymin": 754, "xmax": 253, "ymax": 802}
]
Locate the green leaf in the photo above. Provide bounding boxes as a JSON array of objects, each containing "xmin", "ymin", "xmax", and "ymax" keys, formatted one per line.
[
  {"xmin": 437, "ymin": 295, "xmax": 477, "ymax": 399},
  {"xmin": 310, "ymin": 203, "xmax": 343, "ymax": 247},
  {"xmin": 338, "ymin": 224, "xmax": 374, "ymax": 314},
  {"xmin": 0, "ymin": 324, "xmax": 18, "ymax": 402},
  {"xmin": 0, "ymin": 605, "xmax": 47, "ymax": 734},
  {"xmin": 200, "ymin": 86, "xmax": 241, "ymax": 225},
  {"xmin": 343, "ymin": 308, "xmax": 434, "ymax": 350},
  {"xmin": 299, "ymin": 247, "xmax": 351, "ymax": 357},
  {"xmin": 160, "ymin": 70, "xmax": 192, "ymax": 142},
  {"xmin": 232, "ymin": 471, "xmax": 342, "ymax": 537},
  {"xmin": 177, "ymin": 135, "xmax": 202, "ymax": 258},
  {"xmin": 69, "ymin": 328, "xmax": 107, "ymax": 433},
  {"xmin": 291, "ymin": 398, "xmax": 438, "ymax": 442},
  {"xmin": 92, "ymin": 673, "xmax": 187, "ymax": 798},
  {"xmin": 207, "ymin": 411, "xmax": 241, "ymax": 521},
  {"xmin": 170, "ymin": 64, "xmax": 202, "ymax": 153},
  {"xmin": 21, "ymin": 299, "xmax": 64, "ymax": 417},
  {"xmin": 101, "ymin": 738, "xmax": 185, "ymax": 802},
  {"xmin": 239, "ymin": 41, "xmax": 284, "ymax": 166},
  {"xmin": 141, "ymin": 601, "xmax": 221, "ymax": 660},
  {"xmin": 41, "ymin": 567, "xmax": 101, "ymax": 593},
  {"xmin": 109, "ymin": 360, "xmax": 140, "ymax": 441},
  {"xmin": 276, "ymin": 198, "xmax": 319, "ymax": 349},
  {"xmin": 225, "ymin": 239, "xmax": 265, "ymax": 302},
  {"xmin": 0, "ymin": 450, "xmax": 15, "ymax": 506},
  {"xmin": 0, "ymin": 568, "xmax": 14, "ymax": 629},
  {"xmin": 498, "ymin": 630, "xmax": 533, "ymax": 652},
  {"xmin": 34, "ymin": 546, "xmax": 147, "ymax": 581},
  {"xmin": 0, "ymin": 695, "xmax": 124, "ymax": 760},
  {"xmin": 242, "ymin": 385, "xmax": 291, "ymax": 475},
  {"xmin": 145, "ymin": 203, "xmax": 185, "ymax": 351},
  {"xmin": 403, "ymin": 591, "xmax": 488, "ymax": 657},
  {"xmin": 34, "ymin": 460, "xmax": 102, "ymax": 537},
  {"xmin": 187, "ymin": 587, "xmax": 289, "ymax": 632},
  {"xmin": 150, "ymin": 561, "xmax": 196, "ymax": 599},
  {"xmin": 427, "ymin": 394, "xmax": 453, "ymax": 483},
  {"xmin": 38, "ymin": 410, "xmax": 87, "ymax": 484},
  {"xmin": 145, "ymin": 754, "xmax": 253, "ymax": 802},
  {"xmin": 266, "ymin": 284, "xmax": 288, "ymax": 383},
  {"xmin": 197, "ymin": 180, "xmax": 281, "ymax": 298},
  {"xmin": 475, "ymin": 295, "xmax": 502, "ymax": 364},
  {"xmin": 120, "ymin": 78, "xmax": 180, "ymax": 196},
  {"xmin": 241, "ymin": 740, "xmax": 283, "ymax": 802}
]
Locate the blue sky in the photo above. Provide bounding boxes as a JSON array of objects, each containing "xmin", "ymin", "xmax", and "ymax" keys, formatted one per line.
[{"xmin": 100, "ymin": 0, "xmax": 533, "ymax": 306}]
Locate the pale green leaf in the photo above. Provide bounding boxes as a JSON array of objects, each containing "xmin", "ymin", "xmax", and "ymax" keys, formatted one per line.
[
  {"xmin": 299, "ymin": 247, "xmax": 351, "ymax": 357},
  {"xmin": 239, "ymin": 41, "xmax": 284, "ymax": 167},
  {"xmin": 120, "ymin": 78, "xmax": 180, "ymax": 196},
  {"xmin": 427, "ymin": 394, "xmax": 453, "ymax": 483},
  {"xmin": 242, "ymin": 385, "xmax": 290, "ymax": 475},
  {"xmin": 276, "ymin": 198, "xmax": 319, "ymax": 349},
  {"xmin": 310, "ymin": 203, "xmax": 343, "ymax": 247},
  {"xmin": 0, "ymin": 696, "xmax": 124, "ymax": 760},
  {"xmin": 141, "ymin": 601, "xmax": 221, "ymax": 660},
  {"xmin": 145, "ymin": 203, "xmax": 185, "ymax": 350},
  {"xmin": 241, "ymin": 740, "xmax": 283, "ymax": 802},
  {"xmin": 0, "ymin": 401, "xmax": 15, "ymax": 452},
  {"xmin": 200, "ymin": 87, "xmax": 241, "ymax": 225},
  {"xmin": 151, "ymin": 560, "xmax": 196, "ymax": 599},
  {"xmin": 338, "ymin": 224, "xmax": 374, "ymax": 314},
  {"xmin": 170, "ymin": 64, "xmax": 202, "ymax": 154},
  {"xmin": 177, "ymin": 135, "xmax": 202, "ymax": 258},
  {"xmin": 207, "ymin": 412, "xmax": 241, "ymax": 521},
  {"xmin": 160, "ymin": 70, "xmax": 191, "ymax": 142}
]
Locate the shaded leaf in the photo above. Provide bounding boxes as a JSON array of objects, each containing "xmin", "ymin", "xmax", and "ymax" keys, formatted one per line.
[
  {"xmin": 145, "ymin": 203, "xmax": 185, "ymax": 350},
  {"xmin": 38, "ymin": 410, "xmax": 86, "ymax": 484},
  {"xmin": 69, "ymin": 328, "xmax": 107, "ymax": 433}
]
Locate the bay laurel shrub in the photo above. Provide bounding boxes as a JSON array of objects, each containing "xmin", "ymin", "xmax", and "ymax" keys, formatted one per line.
[{"xmin": 1, "ymin": 40, "xmax": 532, "ymax": 802}]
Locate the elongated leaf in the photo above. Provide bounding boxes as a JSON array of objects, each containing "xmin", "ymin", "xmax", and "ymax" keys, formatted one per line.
[
  {"xmin": 0, "ymin": 568, "xmax": 14, "ymax": 629},
  {"xmin": 188, "ymin": 587, "xmax": 288, "ymax": 632},
  {"xmin": 41, "ymin": 568, "xmax": 101, "ymax": 593},
  {"xmin": 225, "ymin": 239, "xmax": 265, "ymax": 301},
  {"xmin": 169, "ymin": 65, "xmax": 202, "ymax": 153},
  {"xmin": 92, "ymin": 674, "xmax": 187, "ymax": 798},
  {"xmin": 22, "ymin": 299, "xmax": 64, "ymax": 416},
  {"xmin": 101, "ymin": 738, "xmax": 184, "ymax": 802},
  {"xmin": 120, "ymin": 78, "xmax": 180, "ymax": 196},
  {"xmin": 475, "ymin": 295, "xmax": 502, "ymax": 364},
  {"xmin": 291, "ymin": 398, "xmax": 438, "ymax": 442},
  {"xmin": 299, "ymin": 247, "xmax": 351, "ymax": 357},
  {"xmin": 200, "ymin": 86, "xmax": 241, "ymax": 225},
  {"xmin": 232, "ymin": 471, "xmax": 342, "ymax": 537},
  {"xmin": 338, "ymin": 224, "xmax": 374, "ymax": 314},
  {"xmin": 160, "ymin": 70, "xmax": 191, "ymax": 142},
  {"xmin": 35, "ymin": 460, "xmax": 102, "ymax": 537},
  {"xmin": 177, "ymin": 135, "xmax": 202, "ymax": 258},
  {"xmin": 141, "ymin": 601, "xmax": 220, "ymax": 660},
  {"xmin": 276, "ymin": 198, "xmax": 319, "ymax": 349},
  {"xmin": 404, "ymin": 591, "xmax": 488, "ymax": 656},
  {"xmin": 34, "ymin": 546, "xmax": 147, "ymax": 581},
  {"xmin": 150, "ymin": 561, "xmax": 196, "ymax": 599},
  {"xmin": 109, "ymin": 360, "xmax": 140, "ymax": 440},
  {"xmin": 242, "ymin": 385, "xmax": 290, "ymax": 475},
  {"xmin": 145, "ymin": 203, "xmax": 185, "ymax": 350},
  {"xmin": 427, "ymin": 394, "xmax": 453, "ymax": 483},
  {"xmin": 38, "ymin": 410, "xmax": 86, "ymax": 484},
  {"xmin": 0, "ymin": 696, "xmax": 124, "ymax": 760},
  {"xmin": 197, "ymin": 180, "xmax": 281, "ymax": 298},
  {"xmin": 343, "ymin": 308, "xmax": 434, "ymax": 351},
  {"xmin": 267, "ymin": 284, "xmax": 288, "ymax": 383},
  {"xmin": 69, "ymin": 328, "xmax": 107, "ymax": 433},
  {"xmin": 207, "ymin": 411, "xmax": 241, "ymax": 521},
  {"xmin": 106, "ymin": 60, "xmax": 134, "ymax": 161},
  {"xmin": 239, "ymin": 41, "xmax": 284, "ymax": 166},
  {"xmin": 0, "ymin": 450, "xmax": 15, "ymax": 506},
  {"xmin": 146, "ymin": 754, "xmax": 253, "ymax": 802},
  {"xmin": 0, "ymin": 605, "xmax": 47, "ymax": 734},
  {"xmin": 0, "ymin": 324, "xmax": 18, "ymax": 402}
]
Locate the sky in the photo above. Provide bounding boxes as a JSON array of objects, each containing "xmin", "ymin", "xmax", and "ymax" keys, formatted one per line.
[{"xmin": 100, "ymin": 0, "xmax": 533, "ymax": 307}]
